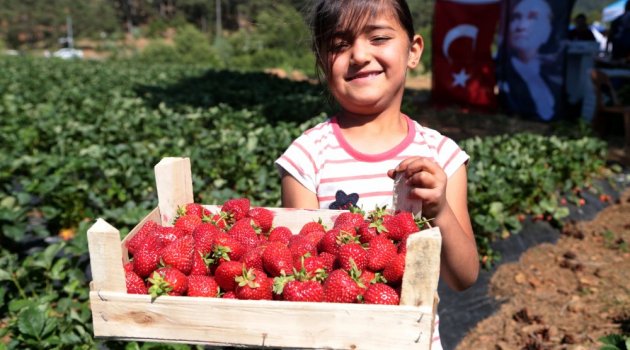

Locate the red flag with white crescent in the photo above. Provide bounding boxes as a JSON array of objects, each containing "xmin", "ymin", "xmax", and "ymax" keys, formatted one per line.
[{"xmin": 431, "ymin": 0, "xmax": 501, "ymax": 110}]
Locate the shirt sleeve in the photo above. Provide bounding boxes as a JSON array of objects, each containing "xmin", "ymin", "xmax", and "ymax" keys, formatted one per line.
[
  {"xmin": 274, "ymin": 133, "xmax": 319, "ymax": 194},
  {"xmin": 436, "ymin": 135, "xmax": 470, "ymax": 178}
]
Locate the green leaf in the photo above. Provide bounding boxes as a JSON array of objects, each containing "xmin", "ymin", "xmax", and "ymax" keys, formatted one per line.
[
  {"xmin": 17, "ymin": 304, "xmax": 46, "ymax": 338},
  {"xmin": 0, "ymin": 269, "xmax": 11, "ymax": 281}
]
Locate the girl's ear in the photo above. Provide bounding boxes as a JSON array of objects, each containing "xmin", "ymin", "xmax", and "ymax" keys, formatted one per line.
[{"xmin": 407, "ymin": 34, "xmax": 424, "ymax": 69}]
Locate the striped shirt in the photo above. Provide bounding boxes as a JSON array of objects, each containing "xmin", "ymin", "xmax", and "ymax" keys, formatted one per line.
[
  {"xmin": 275, "ymin": 115, "xmax": 469, "ymax": 211},
  {"xmin": 276, "ymin": 115, "xmax": 460, "ymax": 349}
]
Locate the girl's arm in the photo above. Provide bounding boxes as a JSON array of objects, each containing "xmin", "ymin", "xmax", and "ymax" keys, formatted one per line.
[
  {"xmin": 280, "ymin": 169, "xmax": 319, "ymax": 209},
  {"xmin": 389, "ymin": 158, "xmax": 479, "ymax": 291}
]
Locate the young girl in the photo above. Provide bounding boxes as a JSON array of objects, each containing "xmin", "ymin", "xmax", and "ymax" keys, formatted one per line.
[{"xmin": 275, "ymin": 0, "xmax": 479, "ymax": 347}]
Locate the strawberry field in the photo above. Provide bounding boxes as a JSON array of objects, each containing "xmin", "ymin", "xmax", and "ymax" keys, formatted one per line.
[{"xmin": 0, "ymin": 56, "xmax": 617, "ymax": 349}]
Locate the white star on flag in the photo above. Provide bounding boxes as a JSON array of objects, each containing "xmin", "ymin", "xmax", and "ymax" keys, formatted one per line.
[{"xmin": 452, "ymin": 69, "xmax": 470, "ymax": 87}]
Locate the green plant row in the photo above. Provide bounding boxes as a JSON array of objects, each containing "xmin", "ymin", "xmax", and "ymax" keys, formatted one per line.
[{"xmin": 0, "ymin": 57, "xmax": 613, "ymax": 348}]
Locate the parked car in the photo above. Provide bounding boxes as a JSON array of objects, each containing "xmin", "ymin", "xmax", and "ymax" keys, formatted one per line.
[{"xmin": 52, "ymin": 48, "xmax": 84, "ymax": 59}]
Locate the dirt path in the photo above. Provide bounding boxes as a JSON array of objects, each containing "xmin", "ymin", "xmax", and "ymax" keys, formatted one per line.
[{"xmin": 457, "ymin": 189, "xmax": 630, "ymax": 350}]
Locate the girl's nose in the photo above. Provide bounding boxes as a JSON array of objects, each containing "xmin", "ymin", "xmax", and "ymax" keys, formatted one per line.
[{"xmin": 349, "ymin": 39, "xmax": 371, "ymax": 65}]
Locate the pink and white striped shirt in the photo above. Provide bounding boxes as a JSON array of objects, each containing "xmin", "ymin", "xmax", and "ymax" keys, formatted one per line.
[
  {"xmin": 275, "ymin": 115, "xmax": 469, "ymax": 211},
  {"xmin": 276, "ymin": 115, "xmax": 463, "ymax": 349}
]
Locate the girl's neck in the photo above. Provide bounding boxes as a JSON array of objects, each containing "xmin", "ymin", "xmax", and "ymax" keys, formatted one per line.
[{"xmin": 336, "ymin": 109, "xmax": 409, "ymax": 154}]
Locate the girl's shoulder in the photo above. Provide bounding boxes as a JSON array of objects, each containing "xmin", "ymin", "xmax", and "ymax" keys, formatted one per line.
[{"xmin": 408, "ymin": 118, "xmax": 450, "ymax": 143}]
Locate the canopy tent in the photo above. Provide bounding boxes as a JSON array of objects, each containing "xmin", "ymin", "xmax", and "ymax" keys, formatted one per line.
[{"xmin": 603, "ymin": 0, "xmax": 627, "ymax": 22}]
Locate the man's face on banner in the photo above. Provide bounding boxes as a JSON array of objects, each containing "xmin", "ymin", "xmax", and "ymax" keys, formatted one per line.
[{"xmin": 508, "ymin": 0, "xmax": 552, "ymax": 56}]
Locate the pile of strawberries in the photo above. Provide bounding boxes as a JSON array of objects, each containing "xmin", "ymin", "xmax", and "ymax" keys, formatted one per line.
[{"xmin": 124, "ymin": 198, "xmax": 427, "ymax": 305}]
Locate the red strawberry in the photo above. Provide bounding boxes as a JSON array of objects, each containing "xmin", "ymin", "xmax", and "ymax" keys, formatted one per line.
[
  {"xmin": 177, "ymin": 203, "xmax": 211, "ymax": 219},
  {"xmin": 323, "ymin": 269, "xmax": 363, "ymax": 303},
  {"xmin": 192, "ymin": 222, "xmax": 222, "ymax": 255},
  {"xmin": 392, "ymin": 211, "xmax": 419, "ymax": 239},
  {"xmin": 357, "ymin": 221, "xmax": 380, "ymax": 244},
  {"xmin": 221, "ymin": 198, "xmax": 250, "ymax": 223},
  {"xmin": 268, "ymin": 226, "xmax": 293, "ymax": 245},
  {"xmin": 123, "ymin": 261, "xmax": 134, "ymax": 273},
  {"xmin": 241, "ymin": 244, "xmax": 266, "ymax": 271},
  {"xmin": 187, "ymin": 275, "xmax": 219, "ymax": 297},
  {"xmin": 189, "ymin": 250, "xmax": 210, "ymax": 276},
  {"xmin": 228, "ymin": 218, "xmax": 260, "ymax": 250},
  {"xmin": 148, "ymin": 267, "xmax": 188, "ymax": 298},
  {"xmin": 262, "ymin": 241, "xmax": 294, "ymax": 277},
  {"xmin": 320, "ymin": 228, "xmax": 357, "ymax": 256},
  {"xmin": 160, "ymin": 235, "xmax": 195, "ymax": 275},
  {"xmin": 358, "ymin": 269, "xmax": 377, "ymax": 287},
  {"xmin": 132, "ymin": 246, "xmax": 161, "ymax": 278},
  {"xmin": 222, "ymin": 291, "xmax": 237, "ymax": 299},
  {"xmin": 338, "ymin": 243, "xmax": 368, "ymax": 271},
  {"xmin": 318, "ymin": 252, "xmax": 338, "ymax": 272},
  {"xmin": 295, "ymin": 255, "xmax": 328, "ymax": 282},
  {"xmin": 125, "ymin": 270, "xmax": 147, "ymax": 294},
  {"xmin": 247, "ymin": 207, "xmax": 274, "ymax": 233},
  {"xmin": 234, "ymin": 268, "xmax": 273, "ymax": 300},
  {"xmin": 298, "ymin": 220, "xmax": 326, "ymax": 236},
  {"xmin": 214, "ymin": 260, "xmax": 244, "ymax": 292},
  {"xmin": 126, "ymin": 221, "xmax": 159, "ymax": 256},
  {"xmin": 173, "ymin": 214, "xmax": 202, "ymax": 235},
  {"xmin": 383, "ymin": 253, "xmax": 405, "ymax": 285},
  {"xmin": 282, "ymin": 280, "xmax": 324, "ymax": 302},
  {"xmin": 333, "ymin": 209, "xmax": 365, "ymax": 233},
  {"xmin": 288, "ymin": 235, "xmax": 318, "ymax": 262},
  {"xmin": 154, "ymin": 225, "xmax": 186, "ymax": 247},
  {"xmin": 367, "ymin": 236, "xmax": 397, "ymax": 271},
  {"xmin": 208, "ymin": 212, "xmax": 229, "ymax": 230},
  {"xmin": 211, "ymin": 232, "xmax": 245, "ymax": 264},
  {"xmin": 362, "ymin": 283, "xmax": 400, "ymax": 305}
]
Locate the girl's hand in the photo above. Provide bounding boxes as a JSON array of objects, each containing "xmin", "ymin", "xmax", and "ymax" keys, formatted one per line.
[{"xmin": 387, "ymin": 157, "xmax": 447, "ymax": 219}]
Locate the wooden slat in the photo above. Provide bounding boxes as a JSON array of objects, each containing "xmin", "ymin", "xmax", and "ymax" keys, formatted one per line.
[
  {"xmin": 154, "ymin": 157, "xmax": 194, "ymax": 226},
  {"xmin": 87, "ymin": 219, "xmax": 125, "ymax": 292},
  {"xmin": 400, "ymin": 227, "xmax": 441, "ymax": 307},
  {"xmin": 90, "ymin": 291, "xmax": 435, "ymax": 350}
]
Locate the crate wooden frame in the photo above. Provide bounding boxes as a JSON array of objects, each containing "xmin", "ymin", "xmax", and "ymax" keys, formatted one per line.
[{"xmin": 87, "ymin": 157, "xmax": 441, "ymax": 349}]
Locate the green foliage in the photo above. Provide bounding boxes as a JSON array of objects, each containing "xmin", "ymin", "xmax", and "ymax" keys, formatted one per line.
[
  {"xmin": 461, "ymin": 133, "xmax": 609, "ymax": 265},
  {"xmin": 599, "ymin": 334, "xmax": 630, "ymax": 350},
  {"xmin": 139, "ymin": 25, "xmax": 222, "ymax": 66}
]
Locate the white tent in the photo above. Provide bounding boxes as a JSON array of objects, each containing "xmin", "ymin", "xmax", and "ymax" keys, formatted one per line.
[{"xmin": 603, "ymin": 0, "xmax": 627, "ymax": 22}]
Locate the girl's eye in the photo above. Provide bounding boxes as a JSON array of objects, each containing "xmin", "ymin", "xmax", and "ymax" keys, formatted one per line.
[
  {"xmin": 371, "ymin": 36, "xmax": 391, "ymax": 44},
  {"xmin": 332, "ymin": 41, "xmax": 350, "ymax": 52}
]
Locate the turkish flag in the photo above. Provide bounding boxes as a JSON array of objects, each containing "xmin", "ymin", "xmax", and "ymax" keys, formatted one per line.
[{"xmin": 431, "ymin": 0, "xmax": 501, "ymax": 110}]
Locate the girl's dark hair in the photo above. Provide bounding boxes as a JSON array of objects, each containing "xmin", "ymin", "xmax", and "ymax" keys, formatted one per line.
[{"xmin": 309, "ymin": 0, "xmax": 415, "ymax": 80}]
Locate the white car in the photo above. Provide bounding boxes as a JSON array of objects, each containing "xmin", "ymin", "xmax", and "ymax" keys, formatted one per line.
[{"xmin": 52, "ymin": 48, "xmax": 84, "ymax": 59}]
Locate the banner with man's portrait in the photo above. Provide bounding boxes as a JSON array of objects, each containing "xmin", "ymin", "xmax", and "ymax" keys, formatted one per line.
[{"xmin": 496, "ymin": 0, "xmax": 576, "ymax": 121}]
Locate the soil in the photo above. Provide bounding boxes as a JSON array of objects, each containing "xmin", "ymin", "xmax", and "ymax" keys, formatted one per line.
[{"xmin": 457, "ymin": 190, "xmax": 630, "ymax": 350}]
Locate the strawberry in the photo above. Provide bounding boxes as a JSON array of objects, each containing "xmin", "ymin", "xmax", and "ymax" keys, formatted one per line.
[
  {"xmin": 298, "ymin": 219, "xmax": 326, "ymax": 236},
  {"xmin": 211, "ymin": 232, "xmax": 245, "ymax": 264},
  {"xmin": 382, "ymin": 253, "xmax": 405, "ymax": 285},
  {"xmin": 222, "ymin": 291, "xmax": 237, "ymax": 299},
  {"xmin": 234, "ymin": 268, "xmax": 273, "ymax": 300},
  {"xmin": 177, "ymin": 203, "xmax": 211, "ymax": 219},
  {"xmin": 357, "ymin": 220, "xmax": 380, "ymax": 244},
  {"xmin": 268, "ymin": 226, "xmax": 293, "ymax": 245},
  {"xmin": 173, "ymin": 214, "xmax": 202, "ymax": 235},
  {"xmin": 228, "ymin": 218, "xmax": 260, "ymax": 250},
  {"xmin": 358, "ymin": 269, "xmax": 377, "ymax": 288},
  {"xmin": 320, "ymin": 228, "xmax": 358, "ymax": 256},
  {"xmin": 154, "ymin": 225, "xmax": 186, "ymax": 247},
  {"xmin": 148, "ymin": 267, "xmax": 188, "ymax": 299},
  {"xmin": 333, "ymin": 209, "xmax": 365, "ymax": 233},
  {"xmin": 208, "ymin": 212, "xmax": 229, "ymax": 230},
  {"xmin": 123, "ymin": 261, "xmax": 134, "ymax": 273},
  {"xmin": 383, "ymin": 212, "xmax": 418, "ymax": 241},
  {"xmin": 160, "ymin": 235, "xmax": 195, "ymax": 275},
  {"xmin": 132, "ymin": 246, "xmax": 161, "ymax": 278},
  {"xmin": 214, "ymin": 260, "xmax": 245, "ymax": 292},
  {"xmin": 187, "ymin": 275, "xmax": 219, "ymax": 297},
  {"xmin": 189, "ymin": 249, "xmax": 210, "ymax": 276},
  {"xmin": 323, "ymin": 268, "xmax": 363, "ymax": 303},
  {"xmin": 288, "ymin": 235, "xmax": 318, "ymax": 262},
  {"xmin": 126, "ymin": 220, "xmax": 159, "ymax": 256},
  {"xmin": 221, "ymin": 198, "xmax": 250, "ymax": 223},
  {"xmin": 125, "ymin": 270, "xmax": 147, "ymax": 294},
  {"xmin": 192, "ymin": 222, "xmax": 222, "ymax": 255},
  {"xmin": 367, "ymin": 236, "xmax": 397, "ymax": 271},
  {"xmin": 247, "ymin": 207, "xmax": 274, "ymax": 233},
  {"xmin": 362, "ymin": 283, "xmax": 400, "ymax": 305},
  {"xmin": 295, "ymin": 255, "xmax": 328, "ymax": 282},
  {"xmin": 282, "ymin": 280, "xmax": 324, "ymax": 302},
  {"xmin": 318, "ymin": 251, "xmax": 338, "ymax": 272},
  {"xmin": 241, "ymin": 244, "xmax": 266, "ymax": 271},
  {"xmin": 338, "ymin": 243, "xmax": 368, "ymax": 271},
  {"xmin": 262, "ymin": 241, "xmax": 294, "ymax": 277}
]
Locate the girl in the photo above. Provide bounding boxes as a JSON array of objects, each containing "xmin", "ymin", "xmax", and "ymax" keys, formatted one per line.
[{"xmin": 275, "ymin": 0, "xmax": 479, "ymax": 347}]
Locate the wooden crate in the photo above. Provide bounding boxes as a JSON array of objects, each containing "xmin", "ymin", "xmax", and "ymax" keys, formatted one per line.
[{"xmin": 87, "ymin": 158, "xmax": 441, "ymax": 349}]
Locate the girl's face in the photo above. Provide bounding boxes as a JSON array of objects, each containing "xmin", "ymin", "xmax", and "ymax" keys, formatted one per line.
[{"xmin": 326, "ymin": 12, "xmax": 422, "ymax": 116}]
